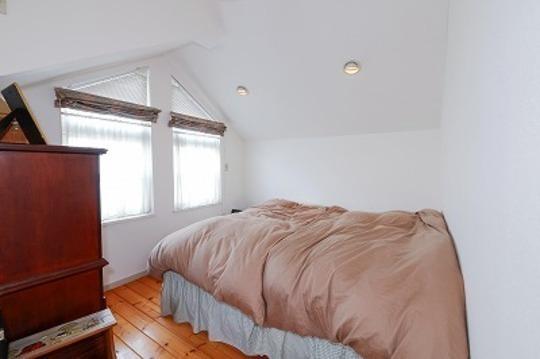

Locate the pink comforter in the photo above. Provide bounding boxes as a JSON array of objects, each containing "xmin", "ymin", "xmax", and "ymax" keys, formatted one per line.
[{"xmin": 149, "ymin": 199, "xmax": 468, "ymax": 359}]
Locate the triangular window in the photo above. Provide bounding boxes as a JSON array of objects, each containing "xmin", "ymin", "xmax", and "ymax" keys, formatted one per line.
[
  {"xmin": 72, "ymin": 67, "xmax": 149, "ymax": 106},
  {"xmin": 171, "ymin": 77, "xmax": 212, "ymax": 120}
]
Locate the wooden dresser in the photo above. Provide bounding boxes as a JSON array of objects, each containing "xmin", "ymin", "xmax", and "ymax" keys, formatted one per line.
[{"xmin": 0, "ymin": 144, "xmax": 112, "ymax": 357}]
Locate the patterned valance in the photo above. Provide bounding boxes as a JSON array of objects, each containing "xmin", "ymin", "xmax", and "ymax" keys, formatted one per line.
[
  {"xmin": 169, "ymin": 112, "xmax": 227, "ymax": 136},
  {"xmin": 54, "ymin": 87, "xmax": 161, "ymax": 122}
]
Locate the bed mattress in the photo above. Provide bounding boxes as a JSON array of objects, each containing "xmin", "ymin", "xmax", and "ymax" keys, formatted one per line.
[{"xmin": 162, "ymin": 271, "xmax": 359, "ymax": 359}]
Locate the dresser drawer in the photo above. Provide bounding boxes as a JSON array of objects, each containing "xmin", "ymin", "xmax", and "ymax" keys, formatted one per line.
[{"xmin": 0, "ymin": 269, "xmax": 105, "ymax": 340}]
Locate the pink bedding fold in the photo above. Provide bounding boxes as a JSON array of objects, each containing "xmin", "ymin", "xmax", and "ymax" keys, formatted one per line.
[{"xmin": 149, "ymin": 199, "xmax": 468, "ymax": 359}]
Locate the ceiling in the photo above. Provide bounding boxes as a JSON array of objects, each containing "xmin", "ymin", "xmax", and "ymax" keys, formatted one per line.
[
  {"xmin": 175, "ymin": 0, "xmax": 450, "ymax": 139},
  {"xmin": 0, "ymin": 0, "xmax": 222, "ymax": 77},
  {"xmin": 1, "ymin": 0, "xmax": 450, "ymax": 141}
]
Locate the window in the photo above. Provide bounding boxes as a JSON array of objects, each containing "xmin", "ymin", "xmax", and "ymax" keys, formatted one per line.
[
  {"xmin": 171, "ymin": 77, "xmax": 212, "ymax": 119},
  {"xmin": 171, "ymin": 77, "xmax": 223, "ymax": 210},
  {"xmin": 60, "ymin": 68, "xmax": 155, "ymax": 222},
  {"xmin": 173, "ymin": 130, "xmax": 222, "ymax": 210},
  {"xmin": 73, "ymin": 67, "xmax": 149, "ymax": 105}
]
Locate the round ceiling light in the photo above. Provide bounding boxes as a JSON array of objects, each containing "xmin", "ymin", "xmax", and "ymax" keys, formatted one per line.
[
  {"xmin": 343, "ymin": 61, "xmax": 361, "ymax": 75},
  {"xmin": 236, "ymin": 86, "xmax": 249, "ymax": 96}
]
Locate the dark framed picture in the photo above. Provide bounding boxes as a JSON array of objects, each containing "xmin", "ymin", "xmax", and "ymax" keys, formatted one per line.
[{"xmin": 0, "ymin": 83, "xmax": 47, "ymax": 144}]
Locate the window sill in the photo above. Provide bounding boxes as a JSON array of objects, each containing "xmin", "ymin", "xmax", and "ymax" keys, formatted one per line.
[
  {"xmin": 102, "ymin": 213, "xmax": 154, "ymax": 226},
  {"xmin": 173, "ymin": 202, "xmax": 223, "ymax": 213}
]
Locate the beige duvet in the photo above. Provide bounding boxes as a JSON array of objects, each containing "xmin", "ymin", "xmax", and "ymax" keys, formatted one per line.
[{"xmin": 149, "ymin": 199, "xmax": 468, "ymax": 359}]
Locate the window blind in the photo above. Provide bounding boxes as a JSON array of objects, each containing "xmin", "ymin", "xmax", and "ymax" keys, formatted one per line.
[
  {"xmin": 74, "ymin": 67, "xmax": 149, "ymax": 105},
  {"xmin": 169, "ymin": 77, "xmax": 226, "ymax": 136},
  {"xmin": 55, "ymin": 68, "xmax": 160, "ymax": 122},
  {"xmin": 171, "ymin": 77, "xmax": 211, "ymax": 119}
]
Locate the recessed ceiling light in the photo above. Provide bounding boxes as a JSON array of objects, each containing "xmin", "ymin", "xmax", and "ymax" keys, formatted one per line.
[
  {"xmin": 236, "ymin": 86, "xmax": 249, "ymax": 96},
  {"xmin": 343, "ymin": 61, "xmax": 361, "ymax": 75}
]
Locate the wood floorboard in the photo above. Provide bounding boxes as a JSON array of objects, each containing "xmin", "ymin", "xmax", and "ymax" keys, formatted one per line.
[
  {"xmin": 112, "ymin": 312, "xmax": 175, "ymax": 359},
  {"xmin": 114, "ymin": 285, "xmax": 148, "ymax": 305},
  {"xmin": 106, "ymin": 276, "xmax": 264, "ymax": 359},
  {"xmin": 137, "ymin": 276, "xmax": 163, "ymax": 292},
  {"xmin": 125, "ymin": 280, "xmax": 161, "ymax": 306},
  {"xmin": 113, "ymin": 335, "xmax": 142, "ymax": 359}
]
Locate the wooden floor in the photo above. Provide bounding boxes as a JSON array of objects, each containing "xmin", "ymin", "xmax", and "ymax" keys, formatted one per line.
[{"xmin": 106, "ymin": 276, "xmax": 264, "ymax": 359}]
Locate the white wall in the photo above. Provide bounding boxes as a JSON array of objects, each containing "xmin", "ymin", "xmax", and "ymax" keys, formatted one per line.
[
  {"xmin": 245, "ymin": 130, "xmax": 441, "ymax": 211},
  {"xmin": 441, "ymin": 0, "xmax": 540, "ymax": 357},
  {"xmin": 23, "ymin": 54, "xmax": 245, "ymax": 286}
]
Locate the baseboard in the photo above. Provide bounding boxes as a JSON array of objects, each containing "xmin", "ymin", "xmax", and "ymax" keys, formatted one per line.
[{"xmin": 103, "ymin": 270, "xmax": 149, "ymax": 291}]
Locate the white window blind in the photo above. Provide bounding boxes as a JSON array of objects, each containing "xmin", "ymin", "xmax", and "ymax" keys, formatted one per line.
[
  {"xmin": 171, "ymin": 77, "xmax": 212, "ymax": 120},
  {"xmin": 61, "ymin": 68, "xmax": 154, "ymax": 222},
  {"xmin": 73, "ymin": 67, "xmax": 149, "ymax": 106},
  {"xmin": 173, "ymin": 130, "xmax": 222, "ymax": 210}
]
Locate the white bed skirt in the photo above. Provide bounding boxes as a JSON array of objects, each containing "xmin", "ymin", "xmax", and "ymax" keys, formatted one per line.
[{"xmin": 162, "ymin": 271, "xmax": 360, "ymax": 359}]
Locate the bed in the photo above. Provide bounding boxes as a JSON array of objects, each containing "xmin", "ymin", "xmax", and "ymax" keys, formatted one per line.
[{"xmin": 149, "ymin": 199, "xmax": 468, "ymax": 359}]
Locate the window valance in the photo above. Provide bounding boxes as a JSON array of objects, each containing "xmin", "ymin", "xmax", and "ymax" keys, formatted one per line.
[
  {"xmin": 169, "ymin": 112, "xmax": 227, "ymax": 136},
  {"xmin": 54, "ymin": 87, "xmax": 161, "ymax": 123}
]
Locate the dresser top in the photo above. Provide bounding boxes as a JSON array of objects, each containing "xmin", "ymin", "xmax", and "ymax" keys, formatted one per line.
[{"xmin": 0, "ymin": 143, "xmax": 107, "ymax": 155}]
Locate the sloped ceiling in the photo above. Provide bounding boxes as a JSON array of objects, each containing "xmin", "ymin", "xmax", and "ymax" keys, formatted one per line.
[
  {"xmin": 1, "ymin": 0, "xmax": 449, "ymax": 140},
  {"xmin": 175, "ymin": 0, "xmax": 449, "ymax": 139},
  {"xmin": 0, "ymin": 0, "xmax": 223, "ymax": 76}
]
